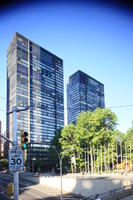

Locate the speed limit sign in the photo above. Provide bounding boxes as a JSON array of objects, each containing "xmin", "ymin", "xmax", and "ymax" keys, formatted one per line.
[{"xmin": 9, "ymin": 149, "xmax": 24, "ymax": 172}]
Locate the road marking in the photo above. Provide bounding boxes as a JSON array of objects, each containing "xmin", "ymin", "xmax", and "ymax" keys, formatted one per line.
[
  {"xmin": 22, "ymin": 190, "xmax": 42, "ymax": 199},
  {"xmin": 20, "ymin": 184, "xmax": 59, "ymax": 197},
  {"xmin": 0, "ymin": 191, "xmax": 12, "ymax": 200}
]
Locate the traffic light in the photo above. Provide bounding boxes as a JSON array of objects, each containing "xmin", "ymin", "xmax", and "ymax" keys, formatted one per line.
[{"xmin": 21, "ymin": 130, "xmax": 28, "ymax": 150}]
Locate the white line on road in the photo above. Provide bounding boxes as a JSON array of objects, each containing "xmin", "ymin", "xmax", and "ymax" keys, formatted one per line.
[
  {"xmin": 0, "ymin": 191, "xmax": 12, "ymax": 200},
  {"xmin": 21, "ymin": 189, "xmax": 42, "ymax": 200},
  {"xmin": 20, "ymin": 183, "xmax": 60, "ymax": 197}
]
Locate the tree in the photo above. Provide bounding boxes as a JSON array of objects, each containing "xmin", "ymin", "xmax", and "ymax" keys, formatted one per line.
[
  {"xmin": 51, "ymin": 108, "xmax": 125, "ymax": 173},
  {"xmin": 59, "ymin": 124, "xmax": 77, "ymax": 156},
  {"xmin": 126, "ymin": 122, "xmax": 133, "ymax": 162},
  {"xmin": 59, "ymin": 124, "xmax": 78, "ymax": 172},
  {"xmin": 49, "ymin": 129, "xmax": 62, "ymax": 169},
  {"xmin": 75, "ymin": 108, "xmax": 119, "ymax": 172},
  {"xmin": 126, "ymin": 122, "xmax": 133, "ymax": 145},
  {"xmin": 0, "ymin": 159, "xmax": 8, "ymax": 171}
]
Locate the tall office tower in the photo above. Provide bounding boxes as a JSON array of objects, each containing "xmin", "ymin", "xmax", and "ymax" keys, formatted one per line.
[
  {"xmin": 67, "ymin": 70, "xmax": 105, "ymax": 124},
  {"xmin": 0, "ymin": 121, "xmax": 4, "ymax": 158},
  {"xmin": 7, "ymin": 33, "xmax": 64, "ymax": 166},
  {"xmin": 0, "ymin": 121, "xmax": 2, "ymax": 158}
]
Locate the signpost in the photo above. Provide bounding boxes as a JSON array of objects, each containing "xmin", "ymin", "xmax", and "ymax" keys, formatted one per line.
[
  {"xmin": 9, "ymin": 150, "xmax": 24, "ymax": 172},
  {"xmin": 0, "ymin": 106, "xmax": 29, "ymax": 200}
]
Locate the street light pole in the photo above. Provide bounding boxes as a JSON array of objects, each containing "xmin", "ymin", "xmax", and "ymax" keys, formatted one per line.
[
  {"xmin": 120, "ymin": 141, "xmax": 123, "ymax": 174},
  {"xmin": 84, "ymin": 148, "xmax": 87, "ymax": 174},
  {"xmin": 87, "ymin": 146, "xmax": 90, "ymax": 174},
  {"xmin": 97, "ymin": 145, "xmax": 99, "ymax": 174},
  {"xmin": 60, "ymin": 157, "xmax": 63, "ymax": 200},
  {"xmin": 112, "ymin": 145, "xmax": 114, "ymax": 173},
  {"xmin": 116, "ymin": 140, "xmax": 118, "ymax": 174},
  {"xmin": 125, "ymin": 142, "xmax": 127, "ymax": 175},
  {"xmin": 13, "ymin": 106, "xmax": 19, "ymax": 200},
  {"xmin": 51, "ymin": 147, "xmax": 62, "ymax": 200},
  {"xmin": 101, "ymin": 147, "xmax": 102, "ymax": 174},
  {"xmin": 130, "ymin": 143, "xmax": 132, "ymax": 173}
]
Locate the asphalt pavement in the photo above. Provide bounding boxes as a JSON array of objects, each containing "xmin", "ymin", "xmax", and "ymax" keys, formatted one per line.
[
  {"xmin": 0, "ymin": 172, "xmax": 82, "ymax": 200},
  {"xmin": 122, "ymin": 194, "xmax": 133, "ymax": 200},
  {"xmin": 0, "ymin": 192, "xmax": 11, "ymax": 200}
]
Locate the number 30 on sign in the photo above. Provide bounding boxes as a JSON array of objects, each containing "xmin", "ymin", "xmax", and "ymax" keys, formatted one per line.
[{"xmin": 9, "ymin": 150, "xmax": 24, "ymax": 172}]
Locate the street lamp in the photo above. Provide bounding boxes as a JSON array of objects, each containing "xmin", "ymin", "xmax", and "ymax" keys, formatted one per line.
[{"xmin": 51, "ymin": 146, "xmax": 62, "ymax": 200}]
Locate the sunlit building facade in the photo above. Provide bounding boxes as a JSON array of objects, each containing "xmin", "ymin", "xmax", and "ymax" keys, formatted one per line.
[
  {"xmin": 0, "ymin": 121, "xmax": 2, "ymax": 158},
  {"xmin": 7, "ymin": 33, "xmax": 64, "ymax": 166},
  {"xmin": 67, "ymin": 70, "xmax": 105, "ymax": 124}
]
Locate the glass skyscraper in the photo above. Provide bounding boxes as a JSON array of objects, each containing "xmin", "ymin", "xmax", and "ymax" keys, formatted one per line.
[
  {"xmin": 7, "ymin": 33, "xmax": 64, "ymax": 164},
  {"xmin": 67, "ymin": 70, "xmax": 105, "ymax": 124}
]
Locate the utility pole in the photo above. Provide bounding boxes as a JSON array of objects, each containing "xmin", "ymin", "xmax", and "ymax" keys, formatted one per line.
[
  {"xmin": 7, "ymin": 105, "xmax": 29, "ymax": 200},
  {"xmin": 13, "ymin": 106, "xmax": 19, "ymax": 200}
]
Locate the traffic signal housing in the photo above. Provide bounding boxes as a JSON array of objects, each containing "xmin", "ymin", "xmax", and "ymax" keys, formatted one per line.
[{"xmin": 21, "ymin": 130, "xmax": 28, "ymax": 150}]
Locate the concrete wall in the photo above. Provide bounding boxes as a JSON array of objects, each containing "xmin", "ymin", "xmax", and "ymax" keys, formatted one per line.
[
  {"xmin": 39, "ymin": 174, "xmax": 133, "ymax": 197},
  {"xmin": 20, "ymin": 173, "xmax": 133, "ymax": 197}
]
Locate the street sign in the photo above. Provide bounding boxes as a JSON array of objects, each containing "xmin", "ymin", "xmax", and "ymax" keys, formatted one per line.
[{"xmin": 9, "ymin": 149, "xmax": 24, "ymax": 172}]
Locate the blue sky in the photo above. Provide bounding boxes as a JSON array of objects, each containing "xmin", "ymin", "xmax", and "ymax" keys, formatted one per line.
[{"xmin": 0, "ymin": 1, "xmax": 133, "ymax": 133}]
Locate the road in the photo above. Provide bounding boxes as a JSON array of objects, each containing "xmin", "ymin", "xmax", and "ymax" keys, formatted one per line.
[
  {"xmin": 0, "ymin": 192, "xmax": 11, "ymax": 200},
  {"xmin": 122, "ymin": 194, "xmax": 133, "ymax": 200},
  {"xmin": 0, "ymin": 172, "xmax": 82, "ymax": 200}
]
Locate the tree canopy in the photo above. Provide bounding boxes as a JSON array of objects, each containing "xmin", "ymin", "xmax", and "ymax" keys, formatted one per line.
[
  {"xmin": 51, "ymin": 108, "xmax": 126, "ymax": 172},
  {"xmin": 126, "ymin": 121, "xmax": 133, "ymax": 146}
]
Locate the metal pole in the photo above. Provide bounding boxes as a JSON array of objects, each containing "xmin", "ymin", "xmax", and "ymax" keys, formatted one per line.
[
  {"xmin": 60, "ymin": 157, "xmax": 63, "ymax": 200},
  {"xmin": 0, "ymin": 133, "xmax": 15, "ymax": 146},
  {"xmin": 90, "ymin": 145, "xmax": 93, "ymax": 174},
  {"xmin": 1, "ymin": 162, "xmax": 2, "ymax": 191},
  {"xmin": 112, "ymin": 145, "xmax": 114, "ymax": 173},
  {"xmin": 97, "ymin": 145, "xmax": 99, "ymax": 174},
  {"xmin": 85, "ymin": 148, "xmax": 87, "ymax": 174},
  {"xmin": 104, "ymin": 144, "xmax": 106, "ymax": 173},
  {"xmin": 101, "ymin": 147, "xmax": 102, "ymax": 174},
  {"xmin": 120, "ymin": 141, "xmax": 123, "ymax": 174},
  {"xmin": 52, "ymin": 147, "xmax": 62, "ymax": 200},
  {"xmin": 13, "ymin": 106, "xmax": 19, "ymax": 200},
  {"xmin": 108, "ymin": 144, "xmax": 110, "ymax": 173},
  {"xmin": 94, "ymin": 148, "xmax": 96, "ymax": 174},
  {"xmin": 130, "ymin": 143, "xmax": 132, "ymax": 173},
  {"xmin": 116, "ymin": 141, "xmax": 118, "ymax": 174},
  {"xmin": 87, "ymin": 146, "xmax": 89, "ymax": 174},
  {"xmin": 125, "ymin": 142, "xmax": 127, "ymax": 174}
]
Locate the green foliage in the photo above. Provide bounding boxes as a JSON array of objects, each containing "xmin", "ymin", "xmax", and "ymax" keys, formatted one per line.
[
  {"xmin": 126, "ymin": 122, "xmax": 133, "ymax": 146},
  {"xmin": 51, "ymin": 108, "xmax": 127, "ymax": 172},
  {"xmin": 49, "ymin": 129, "xmax": 62, "ymax": 166},
  {"xmin": 125, "ymin": 122, "xmax": 133, "ymax": 160},
  {"xmin": 51, "ymin": 129, "xmax": 62, "ymax": 153},
  {"xmin": 59, "ymin": 124, "xmax": 77, "ymax": 157},
  {"xmin": 0, "ymin": 159, "xmax": 8, "ymax": 170}
]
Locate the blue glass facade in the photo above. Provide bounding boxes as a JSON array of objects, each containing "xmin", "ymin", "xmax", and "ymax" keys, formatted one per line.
[
  {"xmin": 7, "ymin": 33, "xmax": 64, "ymax": 149},
  {"xmin": 67, "ymin": 70, "xmax": 105, "ymax": 124}
]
